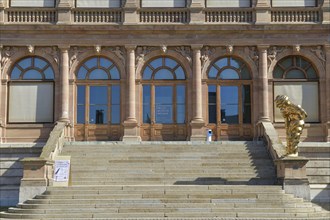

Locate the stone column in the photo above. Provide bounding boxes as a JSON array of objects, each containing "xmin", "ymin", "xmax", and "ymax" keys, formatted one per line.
[
  {"xmin": 190, "ymin": 45, "xmax": 206, "ymax": 141},
  {"xmin": 0, "ymin": 45, "xmax": 2, "ymax": 143},
  {"xmin": 122, "ymin": 45, "xmax": 141, "ymax": 141},
  {"xmin": 258, "ymin": 46, "xmax": 270, "ymax": 122},
  {"xmin": 59, "ymin": 46, "xmax": 70, "ymax": 122},
  {"xmin": 325, "ymin": 44, "xmax": 330, "ymax": 142}
]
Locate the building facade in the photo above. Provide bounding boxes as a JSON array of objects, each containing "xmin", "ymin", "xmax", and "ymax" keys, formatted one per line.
[{"xmin": 0, "ymin": 0, "xmax": 329, "ymax": 143}]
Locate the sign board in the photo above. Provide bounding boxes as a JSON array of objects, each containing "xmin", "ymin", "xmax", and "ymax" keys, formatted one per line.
[{"xmin": 53, "ymin": 156, "xmax": 71, "ymax": 187}]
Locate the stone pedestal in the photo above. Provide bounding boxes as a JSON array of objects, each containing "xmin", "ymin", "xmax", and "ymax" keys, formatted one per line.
[
  {"xmin": 19, "ymin": 158, "xmax": 53, "ymax": 203},
  {"xmin": 57, "ymin": 0, "xmax": 72, "ymax": 25},
  {"xmin": 275, "ymin": 156, "xmax": 310, "ymax": 201},
  {"xmin": 255, "ymin": 0, "xmax": 271, "ymax": 25},
  {"xmin": 190, "ymin": 121, "xmax": 206, "ymax": 141},
  {"xmin": 122, "ymin": 121, "xmax": 141, "ymax": 142},
  {"xmin": 189, "ymin": 0, "xmax": 204, "ymax": 25},
  {"xmin": 322, "ymin": 0, "xmax": 330, "ymax": 24},
  {"xmin": 123, "ymin": 0, "xmax": 138, "ymax": 24}
]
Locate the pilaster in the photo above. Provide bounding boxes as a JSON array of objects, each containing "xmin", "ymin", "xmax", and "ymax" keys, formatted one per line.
[
  {"xmin": 122, "ymin": 45, "xmax": 141, "ymax": 142},
  {"xmin": 190, "ymin": 44, "xmax": 206, "ymax": 141},
  {"xmin": 0, "ymin": 45, "xmax": 2, "ymax": 143},
  {"xmin": 56, "ymin": 0, "xmax": 72, "ymax": 25},
  {"xmin": 123, "ymin": 0, "xmax": 139, "ymax": 24},
  {"xmin": 255, "ymin": 0, "xmax": 271, "ymax": 24},
  {"xmin": 325, "ymin": 44, "xmax": 330, "ymax": 141},
  {"xmin": 0, "ymin": 0, "xmax": 6, "ymax": 24},
  {"xmin": 59, "ymin": 46, "xmax": 70, "ymax": 122},
  {"xmin": 322, "ymin": 0, "xmax": 330, "ymax": 24},
  {"xmin": 258, "ymin": 45, "xmax": 270, "ymax": 122},
  {"xmin": 189, "ymin": 0, "xmax": 205, "ymax": 24}
]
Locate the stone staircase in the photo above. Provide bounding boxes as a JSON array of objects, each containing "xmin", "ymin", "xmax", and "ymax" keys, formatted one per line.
[{"xmin": 1, "ymin": 141, "xmax": 329, "ymax": 219}]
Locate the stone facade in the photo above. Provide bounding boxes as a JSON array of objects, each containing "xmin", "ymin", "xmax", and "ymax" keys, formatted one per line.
[{"xmin": 0, "ymin": 0, "xmax": 329, "ymax": 142}]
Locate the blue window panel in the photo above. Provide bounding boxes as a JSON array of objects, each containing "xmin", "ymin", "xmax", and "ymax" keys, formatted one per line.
[
  {"xmin": 221, "ymin": 86, "xmax": 239, "ymax": 124},
  {"xmin": 154, "ymin": 69, "xmax": 174, "ymax": 80},
  {"xmin": 111, "ymin": 85, "xmax": 120, "ymax": 105},
  {"xmin": 215, "ymin": 58, "xmax": 227, "ymax": 69},
  {"xmin": 77, "ymin": 105, "xmax": 85, "ymax": 124},
  {"xmin": 111, "ymin": 105, "xmax": 120, "ymax": 124},
  {"xmin": 208, "ymin": 66, "xmax": 218, "ymax": 79},
  {"xmin": 150, "ymin": 58, "xmax": 162, "ymax": 69},
  {"xmin": 285, "ymin": 69, "xmax": 306, "ymax": 79},
  {"xmin": 208, "ymin": 85, "xmax": 217, "ymax": 124},
  {"xmin": 219, "ymin": 69, "xmax": 239, "ymax": 80},
  {"xmin": 11, "ymin": 67, "xmax": 21, "ymax": 80},
  {"xmin": 35, "ymin": 58, "xmax": 47, "ymax": 69},
  {"xmin": 176, "ymin": 104, "xmax": 185, "ymax": 124},
  {"xmin": 23, "ymin": 70, "xmax": 43, "ymax": 79},
  {"xmin": 155, "ymin": 86, "xmax": 173, "ymax": 124},
  {"xmin": 85, "ymin": 58, "xmax": 97, "ymax": 69},
  {"xmin": 243, "ymin": 85, "xmax": 251, "ymax": 124},
  {"xmin": 100, "ymin": 58, "xmax": 112, "ymax": 69},
  {"xmin": 90, "ymin": 86, "xmax": 107, "ymax": 105},
  {"xmin": 77, "ymin": 66, "xmax": 88, "ymax": 79},
  {"xmin": 110, "ymin": 67, "xmax": 120, "ymax": 80},
  {"xmin": 176, "ymin": 85, "xmax": 185, "ymax": 104},
  {"xmin": 77, "ymin": 86, "xmax": 86, "ymax": 124},
  {"xmin": 143, "ymin": 85, "xmax": 151, "ymax": 123},
  {"xmin": 18, "ymin": 58, "xmax": 32, "ymax": 69},
  {"xmin": 143, "ymin": 66, "xmax": 153, "ymax": 80},
  {"xmin": 44, "ymin": 67, "xmax": 54, "ymax": 79},
  {"xmin": 241, "ymin": 66, "xmax": 251, "ymax": 80},
  {"xmin": 77, "ymin": 86, "xmax": 86, "ymax": 104},
  {"xmin": 89, "ymin": 105, "xmax": 107, "ymax": 124},
  {"xmin": 165, "ymin": 58, "xmax": 178, "ymax": 69},
  {"xmin": 89, "ymin": 69, "xmax": 109, "ymax": 80},
  {"xmin": 230, "ymin": 58, "xmax": 240, "ymax": 69},
  {"xmin": 175, "ymin": 67, "xmax": 185, "ymax": 79}
]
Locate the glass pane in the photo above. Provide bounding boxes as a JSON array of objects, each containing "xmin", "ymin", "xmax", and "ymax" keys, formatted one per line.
[
  {"xmin": 89, "ymin": 105, "xmax": 107, "ymax": 124},
  {"xmin": 154, "ymin": 69, "xmax": 174, "ymax": 80},
  {"xmin": 89, "ymin": 69, "xmax": 109, "ymax": 80},
  {"xmin": 23, "ymin": 70, "xmax": 43, "ymax": 79},
  {"xmin": 143, "ymin": 85, "xmax": 151, "ymax": 123},
  {"xmin": 243, "ymin": 85, "xmax": 251, "ymax": 124},
  {"xmin": 77, "ymin": 105, "xmax": 85, "ymax": 124},
  {"xmin": 285, "ymin": 69, "xmax": 305, "ymax": 79},
  {"xmin": 208, "ymin": 85, "xmax": 217, "ymax": 124},
  {"xmin": 215, "ymin": 58, "xmax": 227, "ymax": 69},
  {"xmin": 296, "ymin": 57, "xmax": 310, "ymax": 69},
  {"xmin": 111, "ymin": 85, "xmax": 120, "ymax": 105},
  {"xmin": 11, "ymin": 67, "xmax": 21, "ymax": 80},
  {"xmin": 77, "ymin": 66, "xmax": 88, "ymax": 79},
  {"xmin": 165, "ymin": 58, "xmax": 178, "ymax": 69},
  {"xmin": 155, "ymin": 86, "xmax": 173, "ymax": 124},
  {"xmin": 150, "ymin": 58, "xmax": 162, "ymax": 69},
  {"xmin": 177, "ymin": 104, "xmax": 185, "ymax": 124},
  {"xmin": 208, "ymin": 66, "xmax": 218, "ymax": 79},
  {"xmin": 100, "ymin": 58, "xmax": 112, "ymax": 69},
  {"xmin": 273, "ymin": 66, "xmax": 284, "ymax": 79},
  {"xmin": 85, "ymin": 58, "xmax": 97, "ymax": 69},
  {"xmin": 90, "ymin": 86, "xmax": 107, "ymax": 105},
  {"xmin": 111, "ymin": 105, "xmax": 120, "ymax": 124},
  {"xmin": 221, "ymin": 86, "xmax": 238, "ymax": 124},
  {"xmin": 176, "ymin": 85, "xmax": 185, "ymax": 104},
  {"xmin": 35, "ymin": 58, "xmax": 47, "ymax": 69},
  {"xmin": 143, "ymin": 66, "xmax": 153, "ymax": 80},
  {"xmin": 44, "ymin": 67, "xmax": 54, "ymax": 79},
  {"xmin": 241, "ymin": 66, "xmax": 251, "ymax": 80},
  {"xmin": 18, "ymin": 58, "xmax": 32, "ymax": 69},
  {"xmin": 77, "ymin": 85, "xmax": 86, "ymax": 104},
  {"xmin": 110, "ymin": 67, "xmax": 120, "ymax": 80},
  {"xmin": 230, "ymin": 58, "xmax": 240, "ymax": 69},
  {"xmin": 306, "ymin": 67, "xmax": 317, "ymax": 79},
  {"xmin": 219, "ymin": 69, "xmax": 239, "ymax": 80},
  {"xmin": 175, "ymin": 67, "xmax": 185, "ymax": 80},
  {"xmin": 280, "ymin": 57, "xmax": 292, "ymax": 69}
]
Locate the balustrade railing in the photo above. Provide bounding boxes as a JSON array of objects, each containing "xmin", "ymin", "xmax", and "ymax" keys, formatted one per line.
[
  {"xmin": 204, "ymin": 9, "xmax": 253, "ymax": 23},
  {"xmin": 139, "ymin": 9, "xmax": 189, "ymax": 23},
  {"xmin": 73, "ymin": 9, "xmax": 123, "ymax": 23},
  {"xmin": 7, "ymin": 8, "xmax": 57, "ymax": 23},
  {"xmin": 271, "ymin": 8, "xmax": 320, "ymax": 23}
]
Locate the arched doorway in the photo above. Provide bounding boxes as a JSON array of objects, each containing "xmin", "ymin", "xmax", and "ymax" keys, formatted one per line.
[
  {"xmin": 74, "ymin": 56, "xmax": 122, "ymax": 141},
  {"xmin": 206, "ymin": 56, "xmax": 253, "ymax": 140},
  {"xmin": 140, "ymin": 56, "xmax": 187, "ymax": 141}
]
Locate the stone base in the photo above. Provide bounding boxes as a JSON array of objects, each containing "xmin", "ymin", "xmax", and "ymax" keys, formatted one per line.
[
  {"xmin": 190, "ymin": 120, "xmax": 206, "ymax": 141},
  {"xmin": 19, "ymin": 179, "xmax": 47, "ymax": 203},
  {"xmin": 122, "ymin": 120, "xmax": 141, "ymax": 142},
  {"xmin": 279, "ymin": 178, "xmax": 311, "ymax": 201}
]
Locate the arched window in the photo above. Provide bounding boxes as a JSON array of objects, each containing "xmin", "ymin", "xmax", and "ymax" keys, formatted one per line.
[
  {"xmin": 11, "ymin": 0, "xmax": 55, "ymax": 7},
  {"xmin": 142, "ymin": 57, "xmax": 186, "ymax": 124},
  {"xmin": 9, "ymin": 57, "xmax": 55, "ymax": 123},
  {"xmin": 273, "ymin": 56, "xmax": 319, "ymax": 122},
  {"xmin": 272, "ymin": 0, "xmax": 316, "ymax": 7},
  {"xmin": 142, "ymin": 0, "xmax": 186, "ymax": 7},
  {"xmin": 76, "ymin": 0, "xmax": 121, "ymax": 8},
  {"xmin": 206, "ymin": 0, "xmax": 251, "ymax": 8},
  {"xmin": 207, "ymin": 57, "xmax": 252, "ymax": 125},
  {"xmin": 76, "ymin": 56, "xmax": 120, "ymax": 125}
]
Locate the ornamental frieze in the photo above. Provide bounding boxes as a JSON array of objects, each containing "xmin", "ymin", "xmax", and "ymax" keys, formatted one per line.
[
  {"xmin": 310, "ymin": 46, "xmax": 326, "ymax": 66},
  {"xmin": 175, "ymin": 46, "xmax": 192, "ymax": 63},
  {"xmin": 40, "ymin": 47, "xmax": 59, "ymax": 64},
  {"xmin": 201, "ymin": 46, "xmax": 216, "ymax": 69}
]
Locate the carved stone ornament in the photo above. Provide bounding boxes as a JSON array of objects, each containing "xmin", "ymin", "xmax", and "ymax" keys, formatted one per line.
[
  {"xmin": 244, "ymin": 46, "xmax": 259, "ymax": 66},
  {"xmin": 109, "ymin": 46, "xmax": 125, "ymax": 64},
  {"xmin": 293, "ymin": 45, "xmax": 300, "ymax": 53},
  {"xmin": 160, "ymin": 45, "xmax": 167, "ymax": 54},
  {"xmin": 267, "ymin": 46, "xmax": 284, "ymax": 63},
  {"xmin": 135, "ymin": 46, "xmax": 152, "ymax": 66},
  {"xmin": 95, "ymin": 45, "xmax": 102, "ymax": 53},
  {"xmin": 1, "ymin": 46, "xmax": 18, "ymax": 72},
  {"xmin": 27, "ymin": 45, "xmax": 34, "ymax": 54},
  {"xmin": 175, "ymin": 46, "xmax": 192, "ymax": 63},
  {"xmin": 310, "ymin": 46, "xmax": 326, "ymax": 64},
  {"xmin": 275, "ymin": 95, "xmax": 307, "ymax": 157},
  {"xmin": 200, "ymin": 46, "xmax": 216, "ymax": 68},
  {"xmin": 226, "ymin": 45, "xmax": 233, "ymax": 54},
  {"xmin": 69, "ymin": 46, "xmax": 83, "ymax": 68},
  {"xmin": 41, "ymin": 47, "xmax": 59, "ymax": 63}
]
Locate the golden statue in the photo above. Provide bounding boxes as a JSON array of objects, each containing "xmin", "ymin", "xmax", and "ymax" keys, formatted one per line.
[{"xmin": 275, "ymin": 95, "xmax": 307, "ymax": 157}]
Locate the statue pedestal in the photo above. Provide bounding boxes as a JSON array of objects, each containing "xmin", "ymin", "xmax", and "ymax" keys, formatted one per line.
[{"xmin": 275, "ymin": 156, "xmax": 310, "ymax": 201}]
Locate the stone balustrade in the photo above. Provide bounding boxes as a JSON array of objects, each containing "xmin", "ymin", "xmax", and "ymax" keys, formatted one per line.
[
  {"xmin": 72, "ymin": 8, "xmax": 123, "ymax": 23},
  {"xmin": 7, "ymin": 8, "xmax": 57, "ymax": 23},
  {"xmin": 204, "ymin": 8, "xmax": 253, "ymax": 23},
  {"xmin": 139, "ymin": 8, "xmax": 189, "ymax": 23},
  {"xmin": 271, "ymin": 8, "xmax": 320, "ymax": 23}
]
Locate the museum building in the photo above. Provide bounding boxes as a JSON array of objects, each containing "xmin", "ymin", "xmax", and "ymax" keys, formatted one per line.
[{"xmin": 0, "ymin": 0, "xmax": 329, "ymax": 143}]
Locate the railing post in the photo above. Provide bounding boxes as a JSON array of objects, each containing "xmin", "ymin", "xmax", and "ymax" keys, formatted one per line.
[
  {"xmin": 322, "ymin": 0, "xmax": 330, "ymax": 24},
  {"xmin": 123, "ymin": 0, "xmax": 139, "ymax": 24},
  {"xmin": 57, "ymin": 0, "xmax": 72, "ymax": 24},
  {"xmin": 0, "ymin": 0, "xmax": 6, "ymax": 24},
  {"xmin": 255, "ymin": 0, "xmax": 271, "ymax": 24},
  {"xmin": 189, "ymin": 0, "xmax": 204, "ymax": 24}
]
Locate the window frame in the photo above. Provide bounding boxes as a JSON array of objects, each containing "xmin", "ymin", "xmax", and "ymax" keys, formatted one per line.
[
  {"xmin": 10, "ymin": 0, "xmax": 56, "ymax": 8},
  {"xmin": 141, "ymin": 0, "xmax": 186, "ymax": 8},
  {"xmin": 271, "ymin": 0, "xmax": 317, "ymax": 7}
]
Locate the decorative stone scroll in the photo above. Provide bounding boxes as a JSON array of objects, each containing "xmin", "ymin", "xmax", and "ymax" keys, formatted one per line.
[
  {"xmin": 310, "ymin": 46, "xmax": 326, "ymax": 65},
  {"xmin": 1, "ymin": 46, "xmax": 17, "ymax": 72},
  {"xmin": 200, "ymin": 46, "xmax": 215, "ymax": 68},
  {"xmin": 175, "ymin": 46, "xmax": 192, "ymax": 63},
  {"xmin": 244, "ymin": 46, "xmax": 259, "ymax": 67},
  {"xmin": 108, "ymin": 46, "xmax": 126, "ymax": 65},
  {"xmin": 69, "ymin": 47, "xmax": 83, "ymax": 68},
  {"xmin": 135, "ymin": 46, "xmax": 153, "ymax": 66},
  {"xmin": 275, "ymin": 95, "xmax": 307, "ymax": 157},
  {"xmin": 41, "ymin": 47, "xmax": 59, "ymax": 64}
]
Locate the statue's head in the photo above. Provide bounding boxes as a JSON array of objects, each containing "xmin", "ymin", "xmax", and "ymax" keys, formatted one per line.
[{"xmin": 275, "ymin": 95, "xmax": 290, "ymax": 109}]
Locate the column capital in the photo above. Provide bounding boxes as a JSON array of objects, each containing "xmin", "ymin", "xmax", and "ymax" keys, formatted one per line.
[
  {"xmin": 58, "ymin": 45, "xmax": 70, "ymax": 50},
  {"xmin": 191, "ymin": 44, "xmax": 203, "ymax": 50},
  {"xmin": 125, "ymin": 45, "xmax": 137, "ymax": 51},
  {"xmin": 257, "ymin": 45, "xmax": 270, "ymax": 50},
  {"xmin": 189, "ymin": 0, "xmax": 205, "ymax": 8},
  {"xmin": 123, "ymin": 0, "xmax": 139, "ymax": 8},
  {"xmin": 256, "ymin": 0, "xmax": 271, "ymax": 8},
  {"xmin": 57, "ymin": 0, "xmax": 72, "ymax": 8}
]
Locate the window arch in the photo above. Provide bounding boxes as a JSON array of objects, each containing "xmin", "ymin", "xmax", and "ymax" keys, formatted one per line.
[
  {"xmin": 273, "ymin": 56, "xmax": 319, "ymax": 122},
  {"xmin": 142, "ymin": 56, "xmax": 186, "ymax": 124},
  {"xmin": 76, "ymin": 56, "xmax": 121, "ymax": 125},
  {"xmin": 8, "ymin": 56, "xmax": 54, "ymax": 123},
  {"xmin": 207, "ymin": 56, "xmax": 252, "ymax": 125}
]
